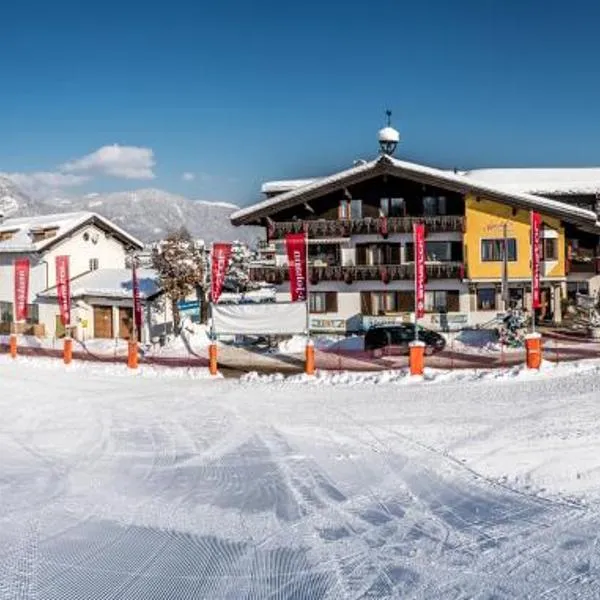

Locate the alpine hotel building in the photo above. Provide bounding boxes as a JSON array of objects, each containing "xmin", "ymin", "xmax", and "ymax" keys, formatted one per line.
[{"xmin": 231, "ymin": 121, "xmax": 600, "ymax": 333}]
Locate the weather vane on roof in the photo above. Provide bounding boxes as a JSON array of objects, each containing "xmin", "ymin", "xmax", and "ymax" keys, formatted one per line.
[{"xmin": 386, "ymin": 109, "xmax": 392, "ymax": 126}]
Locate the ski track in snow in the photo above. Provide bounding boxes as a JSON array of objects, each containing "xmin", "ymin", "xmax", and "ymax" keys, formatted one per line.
[{"xmin": 2, "ymin": 362, "xmax": 600, "ymax": 597}]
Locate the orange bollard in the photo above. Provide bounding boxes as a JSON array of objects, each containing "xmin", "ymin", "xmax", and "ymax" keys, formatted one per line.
[
  {"xmin": 525, "ymin": 333, "xmax": 542, "ymax": 369},
  {"xmin": 63, "ymin": 337, "xmax": 73, "ymax": 365},
  {"xmin": 209, "ymin": 342, "xmax": 218, "ymax": 376},
  {"xmin": 305, "ymin": 339, "xmax": 315, "ymax": 376},
  {"xmin": 127, "ymin": 340, "xmax": 139, "ymax": 369},
  {"xmin": 409, "ymin": 341, "xmax": 425, "ymax": 376},
  {"xmin": 9, "ymin": 333, "xmax": 17, "ymax": 359}
]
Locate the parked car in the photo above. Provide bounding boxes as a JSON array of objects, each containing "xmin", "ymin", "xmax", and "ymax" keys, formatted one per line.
[{"xmin": 364, "ymin": 324, "xmax": 446, "ymax": 358}]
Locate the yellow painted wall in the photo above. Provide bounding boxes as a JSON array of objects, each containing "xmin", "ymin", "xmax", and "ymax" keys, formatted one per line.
[{"xmin": 464, "ymin": 195, "xmax": 565, "ymax": 280}]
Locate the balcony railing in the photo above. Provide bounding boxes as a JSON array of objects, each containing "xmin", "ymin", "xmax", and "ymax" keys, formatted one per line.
[
  {"xmin": 268, "ymin": 215, "xmax": 464, "ymax": 239},
  {"xmin": 567, "ymin": 258, "xmax": 600, "ymax": 274},
  {"xmin": 249, "ymin": 262, "xmax": 464, "ymax": 283}
]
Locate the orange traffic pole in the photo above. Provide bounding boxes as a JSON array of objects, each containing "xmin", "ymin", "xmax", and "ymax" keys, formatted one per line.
[
  {"xmin": 63, "ymin": 337, "xmax": 73, "ymax": 365},
  {"xmin": 409, "ymin": 341, "xmax": 425, "ymax": 376},
  {"xmin": 209, "ymin": 342, "xmax": 218, "ymax": 376},
  {"xmin": 9, "ymin": 333, "xmax": 17, "ymax": 359},
  {"xmin": 127, "ymin": 339, "xmax": 139, "ymax": 369},
  {"xmin": 525, "ymin": 333, "xmax": 542, "ymax": 369},
  {"xmin": 305, "ymin": 339, "xmax": 315, "ymax": 376}
]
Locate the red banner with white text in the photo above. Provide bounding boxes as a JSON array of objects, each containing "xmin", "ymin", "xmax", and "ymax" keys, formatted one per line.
[
  {"xmin": 55, "ymin": 255, "xmax": 71, "ymax": 327},
  {"xmin": 132, "ymin": 260, "xmax": 143, "ymax": 337},
  {"xmin": 414, "ymin": 223, "xmax": 426, "ymax": 319},
  {"xmin": 14, "ymin": 258, "xmax": 30, "ymax": 322},
  {"xmin": 531, "ymin": 211, "xmax": 542, "ymax": 310},
  {"xmin": 211, "ymin": 243, "xmax": 232, "ymax": 303},
  {"xmin": 285, "ymin": 233, "xmax": 308, "ymax": 302}
]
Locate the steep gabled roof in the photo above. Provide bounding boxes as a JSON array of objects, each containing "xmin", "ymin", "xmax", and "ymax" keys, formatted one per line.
[
  {"xmin": 0, "ymin": 211, "xmax": 144, "ymax": 253},
  {"xmin": 231, "ymin": 155, "xmax": 600, "ymax": 231}
]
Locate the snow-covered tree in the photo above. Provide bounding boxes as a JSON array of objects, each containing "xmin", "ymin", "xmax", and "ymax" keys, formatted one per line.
[
  {"xmin": 151, "ymin": 227, "xmax": 206, "ymax": 332},
  {"xmin": 223, "ymin": 241, "xmax": 256, "ymax": 293}
]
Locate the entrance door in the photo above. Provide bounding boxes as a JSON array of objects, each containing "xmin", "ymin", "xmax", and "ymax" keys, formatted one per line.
[
  {"xmin": 118, "ymin": 307, "xmax": 134, "ymax": 339},
  {"xmin": 93, "ymin": 306, "xmax": 113, "ymax": 338}
]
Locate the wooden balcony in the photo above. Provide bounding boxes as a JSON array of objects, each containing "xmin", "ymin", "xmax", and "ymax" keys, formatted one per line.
[
  {"xmin": 268, "ymin": 215, "xmax": 465, "ymax": 239},
  {"xmin": 567, "ymin": 258, "xmax": 600, "ymax": 274},
  {"xmin": 249, "ymin": 262, "xmax": 464, "ymax": 284}
]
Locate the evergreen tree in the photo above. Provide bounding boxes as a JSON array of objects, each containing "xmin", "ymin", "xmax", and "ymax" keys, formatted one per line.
[{"xmin": 151, "ymin": 227, "xmax": 206, "ymax": 332}]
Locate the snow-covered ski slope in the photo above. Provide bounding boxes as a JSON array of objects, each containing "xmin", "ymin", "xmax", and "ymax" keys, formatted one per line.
[{"xmin": 2, "ymin": 357, "xmax": 600, "ymax": 598}]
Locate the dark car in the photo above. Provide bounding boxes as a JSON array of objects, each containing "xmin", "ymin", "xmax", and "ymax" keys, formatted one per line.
[{"xmin": 364, "ymin": 324, "xmax": 446, "ymax": 358}]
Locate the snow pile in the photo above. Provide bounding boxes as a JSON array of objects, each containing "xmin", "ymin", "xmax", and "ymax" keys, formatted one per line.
[
  {"xmin": 275, "ymin": 334, "xmax": 365, "ymax": 355},
  {"xmin": 446, "ymin": 328, "xmax": 522, "ymax": 354},
  {"xmin": 0, "ymin": 353, "xmax": 219, "ymax": 379},
  {"xmin": 241, "ymin": 358, "xmax": 600, "ymax": 386}
]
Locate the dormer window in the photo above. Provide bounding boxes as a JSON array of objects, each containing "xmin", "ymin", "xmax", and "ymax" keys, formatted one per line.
[
  {"xmin": 30, "ymin": 226, "xmax": 59, "ymax": 242},
  {"xmin": 0, "ymin": 228, "xmax": 18, "ymax": 242}
]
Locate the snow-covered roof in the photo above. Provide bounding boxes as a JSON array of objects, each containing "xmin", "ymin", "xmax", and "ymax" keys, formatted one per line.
[
  {"xmin": 462, "ymin": 168, "xmax": 600, "ymax": 196},
  {"xmin": 261, "ymin": 179, "xmax": 320, "ymax": 194},
  {"xmin": 39, "ymin": 268, "xmax": 161, "ymax": 300},
  {"xmin": 0, "ymin": 211, "xmax": 144, "ymax": 253},
  {"xmin": 232, "ymin": 156, "xmax": 600, "ymax": 230}
]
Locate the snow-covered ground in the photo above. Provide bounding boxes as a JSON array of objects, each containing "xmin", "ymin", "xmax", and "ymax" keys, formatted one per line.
[{"xmin": 2, "ymin": 356, "xmax": 600, "ymax": 598}]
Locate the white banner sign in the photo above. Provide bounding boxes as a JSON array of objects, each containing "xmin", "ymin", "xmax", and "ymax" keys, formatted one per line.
[{"xmin": 212, "ymin": 302, "xmax": 307, "ymax": 335}]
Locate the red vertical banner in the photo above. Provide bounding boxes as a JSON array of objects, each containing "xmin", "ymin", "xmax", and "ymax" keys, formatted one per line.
[
  {"xmin": 14, "ymin": 258, "xmax": 30, "ymax": 322},
  {"xmin": 55, "ymin": 255, "xmax": 71, "ymax": 327},
  {"xmin": 211, "ymin": 243, "xmax": 233, "ymax": 303},
  {"xmin": 132, "ymin": 260, "xmax": 143, "ymax": 337},
  {"xmin": 413, "ymin": 223, "xmax": 426, "ymax": 319},
  {"xmin": 285, "ymin": 233, "xmax": 308, "ymax": 302},
  {"xmin": 531, "ymin": 211, "xmax": 542, "ymax": 309}
]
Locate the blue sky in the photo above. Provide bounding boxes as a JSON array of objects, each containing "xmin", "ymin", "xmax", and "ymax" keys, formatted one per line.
[{"xmin": 2, "ymin": 0, "xmax": 600, "ymax": 206}]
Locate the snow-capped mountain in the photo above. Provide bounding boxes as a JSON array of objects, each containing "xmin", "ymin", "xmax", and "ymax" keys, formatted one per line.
[
  {"xmin": 0, "ymin": 181, "xmax": 262, "ymax": 245},
  {"xmin": 0, "ymin": 176, "xmax": 41, "ymax": 217}
]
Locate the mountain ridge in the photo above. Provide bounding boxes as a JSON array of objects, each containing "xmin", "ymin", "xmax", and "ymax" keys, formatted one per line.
[{"xmin": 0, "ymin": 179, "xmax": 262, "ymax": 245}]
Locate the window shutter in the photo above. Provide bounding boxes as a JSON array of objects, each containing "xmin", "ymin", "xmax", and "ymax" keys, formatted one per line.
[
  {"xmin": 325, "ymin": 292, "xmax": 338, "ymax": 313},
  {"xmin": 451, "ymin": 242, "xmax": 463, "ymax": 262},
  {"xmin": 360, "ymin": 292, "xmax": 373, "ymax": 315},
  {"xmin": 356, "ymin": 245, "xmax": 367, "ymax": 266},
  {"xmin": 397, "ymin": 291, "xmax": 414, "ymax": 312},
  {"xmin": 447, "ymin": 291, "xmax": 460, "ymax": 312}
]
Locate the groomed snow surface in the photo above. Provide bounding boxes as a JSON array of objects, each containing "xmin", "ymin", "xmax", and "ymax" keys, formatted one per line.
[{"xmin": 3, "ymin": 357, "xmax": 600, "ymax": 598}]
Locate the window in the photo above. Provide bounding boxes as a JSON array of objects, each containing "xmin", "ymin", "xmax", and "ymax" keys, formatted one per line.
[
  {"xmin": 309, "ymin": 292, "xmax": 337, "ymax": 314},
  {"xmin": 423, "ymin": 196, "xmax": 447, "ymax": 216},
  {"xmin": 481, "ymin": 238, "xmax": 517, "ymax": 262},
  {"xmin": 338, "ymin": 198, "xmax": 362, "ymax": 219},
  {"xmin": 356, "ymin": 244, "xmax": 400, "ymax": 266},
  {"xmin": 0, "ymin": 229, "xmax": 18, "ymax": 241},
  {"xmin": 26, "ymin": 304, "xmax": 39, "ymax": 325},
  {"xmin": 380, "ymin": 197, "xmax": 405, "ymax": 217},
  {"xmin": 567, "ymin": 281, "xmax": 589, "ymax": 303},
  {"xmin": 308, "ymin": 244, "xmax": 340, "ymax": 266},
  {"xmin": 405, "ymin": 241, "xmax": 462, "ymax": 262},
  {"xmin": 477, "ymin": 288, "xmax": 496, "ymax": 311},
  {"xmin": 30, "ymin": 227, "xmax": 59, "ymax": 242},
  {"xmin": 338, "ymin": 199, "xmax": 349, "ymax": 219},
  {"xmin": 89, "ymin": 258, "xmax": 99, "ymax": 271},
  {"xmin": 360, "ymin": 291, "xmax": 414, "ymax": 315},
  {"xmin": 350, "ymin": 199, "xmax": 362, "ymax": 219},
  {"xmin": 424, "ymin": 290, "xmax": 460, "ymax": 312},
  {"xmin": 542, "ymin": 238, "xmax": 558, "ymax": 261},
  {"xmin": 0, "ymin": 301, "xmax": 12, "ymax": 322}
]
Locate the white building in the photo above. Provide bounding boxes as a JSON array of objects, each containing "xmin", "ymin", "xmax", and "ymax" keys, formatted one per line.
[
  {"xmin": 0, "ymin": 211, "xmax": 149, "ymax": 338},
  {"xmin": 37, "ymin": 268, "xmax": 172, "ymax": 342}
]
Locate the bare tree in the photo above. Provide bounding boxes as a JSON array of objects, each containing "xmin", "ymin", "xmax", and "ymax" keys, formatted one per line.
[{"xmin": 151, "ymin": 227, "xmax": 205, "ymax": 333}]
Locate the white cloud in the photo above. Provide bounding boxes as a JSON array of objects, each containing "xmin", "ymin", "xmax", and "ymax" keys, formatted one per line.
[
  {"xmin": 61, "ymin": 144, "xmax": 156, "ymax": 180},
  {"xmin": 182, "ymin": 172, "xmax": 195, "ymax": 182},
  {"xmin": 6, "ymin": 171, "xmax": 90, "ymax": 189}
]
